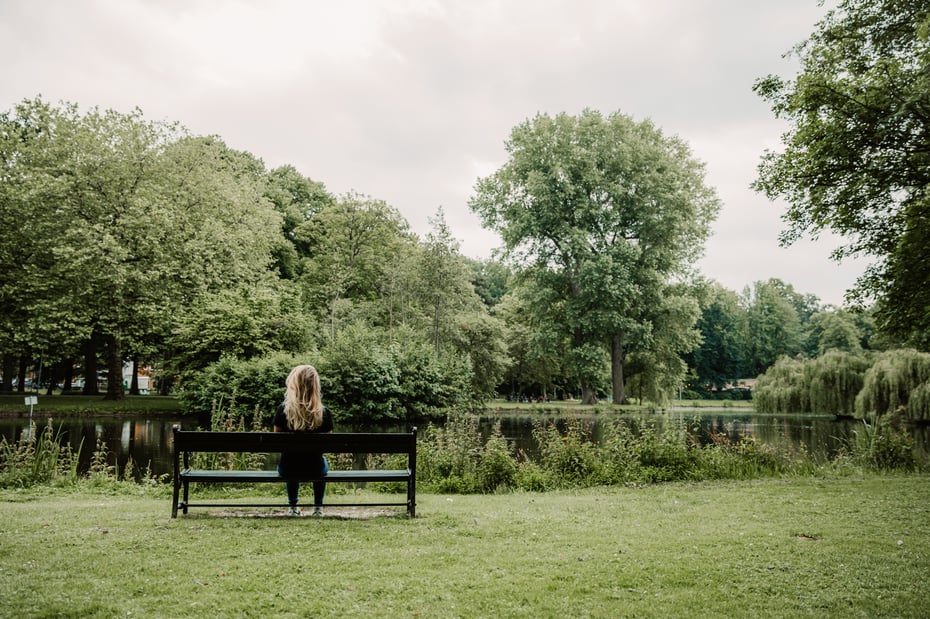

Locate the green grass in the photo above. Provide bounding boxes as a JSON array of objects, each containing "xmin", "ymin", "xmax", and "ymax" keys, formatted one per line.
[
  {"xmin": 0, "ymin": 394, "xmax": 182, "ymax": 415},
  {"xmin": 1, "ymin": 475, "xmax": 928, "ymax": 618}
]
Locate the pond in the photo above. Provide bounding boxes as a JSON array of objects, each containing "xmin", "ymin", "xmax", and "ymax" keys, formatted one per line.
[{"xmin": 1, "ymin": 410, "xmax": 927, "ymax": 479}]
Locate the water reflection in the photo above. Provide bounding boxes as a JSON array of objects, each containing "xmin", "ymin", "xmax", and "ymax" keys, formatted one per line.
[{"xmin": 0, "ymin": 412, "xmax": 926, "ymax": 479}]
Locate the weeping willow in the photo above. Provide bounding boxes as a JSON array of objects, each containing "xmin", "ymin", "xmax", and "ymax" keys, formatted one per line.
[
  {"xmin": 753, "ymin": 356, "xmax": 808, "ymax": 414},
  {"xmin": 755, "ymin": 349, "xmax": 930, "ymax": 420},
  {"xmin": 755, "ymin": 352, "xmax": 871, "ymax": 416},
  {"xmin": 807, "ymin": 351, "xmax": 871, "ymax": 416},
  {"xmin": 855, "ymin": 349, "xmax": 930, "ymax": 421}
]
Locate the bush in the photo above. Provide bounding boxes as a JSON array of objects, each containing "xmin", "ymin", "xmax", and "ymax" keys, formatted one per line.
[
  {"xmin": 478, "ymin": 424, "xmax": 518, "ymax": 492},
  {"xmin": 533, "ymin": 419, "xmax": 604, "ymax": 486},
  {"xmin": 319, "ymin": 326, "xmax": 474, "ymax": 421},
  {"xmin": 179, "ymin": 352, "xmax": 305, "ymax": 423},
  {"xmin": 849, "ymin": 417, "xmax": 916, "ymax": 470}
]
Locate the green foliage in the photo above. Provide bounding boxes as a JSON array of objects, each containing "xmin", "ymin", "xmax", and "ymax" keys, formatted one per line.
[
  {"xmin": 753, "ymin": 356, "xmax": 809, "ymax": 414},
  {"xmin": 318, "ymin": 326, "xmax": 472, "ymax": 421},
  {"xmin": 855, "ymin": 349, "xmax": 930, "ymax": 420},
  {"xmin": 178, "ymin": 352, "xmax": 305, "ymax": 422},
  {"xmin": 753, "ymin": 0, "xmax": 930, "ymax": 346},
  {"xmin": 753, "ymin": 348, "xmax": 930, "ymax": 421},
  {"xmin": 848, "ymin": 417, "xmax": 917, "ymax": 470},
  {"xmin": 807, "ymin": 309, "xmax": 863, "ymax": 356},
  {"xmin": 470, "ymin": 108, "xmax": 720, "ymax": 403},
  {"xmin": 754, "ymin": 352, "xmax": 872, "ymax": 416},
  {"xmin": 0, "ymin": 419, "xmax": 81, "ymax": 488},
  {"xmin": 533, "ymin": 419, "xmax": 604, "ymax": 485},
  {"xmin": 685, "ymin": 282, "xmax": 749, "ymax": 389},
  {"xmin": 417, "ymin": 415, "xmax": 484, "ymax": 493},
  {"xmin": 170, "ymin": 280, "xmax": 314, "ymax": 372},
  {"xmin": 744, "ymin": 279, "xmax": 806, "ymax": 376},
  {"xmin": 191, "ymin": 397, "xmax": 268, "ymax": 471},
  {"xmin": 318, "ymin": 329, "xmax": 405, "ymax": 421},
  {"xmin": 416, "ymin": 413, "xmax": 906, "ymax": 494},
  {"xmin": 805, "ymin": 351, "xmax": 871, "ymax": 416}
]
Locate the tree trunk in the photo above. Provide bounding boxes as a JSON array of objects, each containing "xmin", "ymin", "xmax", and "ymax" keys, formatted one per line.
[
  {"xmin": 104, "ymin": 333, "xmax": 125, "ymax": 400},
  {"xmin": 581, "ymin": 385, "xmax": 597, "ymax": 405},
  {"xmin": 1, "ymin": 354, "xmax": 14, "ymax": 392},
  {"xmin": 83, "ymin": 333, "xmax": 101, "ymax": 395},
  {"xmin": 611, "ymin": 334, "xmax": 629, "ymax": 405},
  {"xmin": 129, "ymin": 356, "xmax": 140, "ymax": 396},
  {"xmin": 61, "ymin": 358, "xmax": 74, "ymax": 393},
  {"xmin": 45, "ymin": 361, "xmax": 59, "ymax": 396},
  {"xmin": 17, "ymin": 355, "xmax": 28, "ymax": 393}
]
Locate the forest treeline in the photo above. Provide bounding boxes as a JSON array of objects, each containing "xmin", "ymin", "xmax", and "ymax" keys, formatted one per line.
[{"xmin": 0, "ymin": 98, "xmax": 917, "ymax": 422}]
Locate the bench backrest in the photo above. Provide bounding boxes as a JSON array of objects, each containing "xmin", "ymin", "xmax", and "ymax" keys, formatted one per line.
[{"xmin": 172, "ymin": 427, "xmax": 417, "ymax": 455}]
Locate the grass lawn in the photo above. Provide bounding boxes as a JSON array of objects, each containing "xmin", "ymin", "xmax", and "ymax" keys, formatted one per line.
[
  {"xmin": 0, "ymin": 394, "xmax": 182, "ymax": 415},
  {"xmin": 2, "ymin": 475, "xmax": 928, "ymax": 618}
]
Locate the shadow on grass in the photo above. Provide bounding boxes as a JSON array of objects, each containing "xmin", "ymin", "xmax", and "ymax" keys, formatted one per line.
[{"xmin": 192, "ymin": 506, "xmax": 409, "ymax": 520}]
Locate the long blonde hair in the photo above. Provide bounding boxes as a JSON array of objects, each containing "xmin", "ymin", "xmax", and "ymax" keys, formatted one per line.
[{"xmin": 283, "ymin": 365, "xmax": 324, "ymax": 431}]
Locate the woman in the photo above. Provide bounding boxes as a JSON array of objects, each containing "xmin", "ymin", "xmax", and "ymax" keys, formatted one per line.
[{"xmin": 273, "ymin": 364, "xmax": 333, "ymax": 516}]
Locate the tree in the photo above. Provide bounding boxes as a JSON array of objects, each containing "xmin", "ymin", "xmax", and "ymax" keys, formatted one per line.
[
  {"xmin": 495, "ymin": 284, "xmax": 566, "ymax": 400},
  {"xmin": 744, "ymin": 279, "xmax": 806, "ymax": 376},
  {"xmin": 171, "ymin": 279, "xmax": 314, "ymax": 373},
  {"xmin": 263, "ymin": 164, "xmax": 334, "ymax": 279},
  {"xmin": 0, "ymin": 99, "xmax": 283, "ymax": 398},
  {"xmin": 685, "ymin": 282, "xmax": 749, "ymax": 390},
  {"xmin": 470, "ymin": 109, "xmax": 720, "ymax": 403},
  {"xmin": 806, "ymin": 308, "xmax": 864, "ymax": 356},
  {"xmin": 294, "ymin": 192, "xmax": 411, "ymax": 341},
  {"xmin": 753, "ymin": 0, "xmax": 930, "ymax": 348},
  {"xmin": 414, "ymin": 209, "xmax": 484, "ymax": 356}
]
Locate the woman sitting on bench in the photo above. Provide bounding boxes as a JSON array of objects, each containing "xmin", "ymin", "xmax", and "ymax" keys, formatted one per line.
[{"xmin": 273, "ymin": 364, "xmax": 334, "ymax": 516}]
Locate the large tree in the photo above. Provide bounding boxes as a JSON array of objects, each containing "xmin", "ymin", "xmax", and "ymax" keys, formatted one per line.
[
  {"xmin": 0, "ymin": 99, "xmax": 282, "ymax": 398},
  {"xmin": 753, "ymin": 0, "xmax": 930, "ymax": 348},
  {"xmin": 470, "ymin": 109, "xmax": 719, "ymax": 403}
]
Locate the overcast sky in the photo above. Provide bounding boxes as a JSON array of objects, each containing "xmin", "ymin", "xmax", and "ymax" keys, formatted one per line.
[{"xmin": 1, "ymin": 0, "xmax": 868, "ymax": 305}]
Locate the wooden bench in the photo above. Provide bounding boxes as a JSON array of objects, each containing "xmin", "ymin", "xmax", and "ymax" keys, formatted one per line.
[{"xmin": 171, "ymin": 426, "xmax": 417, "ymax": 518}]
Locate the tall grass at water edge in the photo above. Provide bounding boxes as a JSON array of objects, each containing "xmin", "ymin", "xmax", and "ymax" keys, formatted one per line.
[{"xmin": 0, "ymin": 405, "xmax": 924, "ymax": 492}]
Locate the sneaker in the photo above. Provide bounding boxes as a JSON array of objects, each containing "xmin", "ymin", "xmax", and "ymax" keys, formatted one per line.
[
  {"xmin": 287, "ymin": 506, "xmax": 302, "ymax": 516},
  {"xmin": 311, "ymin": 507, "xmax": 323, "ymax": 517}
]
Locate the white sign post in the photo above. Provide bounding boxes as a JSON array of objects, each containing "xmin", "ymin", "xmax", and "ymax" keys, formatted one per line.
[{"xmin": 24, "ymin": 396, "xmax": 37, "ymax": 425}]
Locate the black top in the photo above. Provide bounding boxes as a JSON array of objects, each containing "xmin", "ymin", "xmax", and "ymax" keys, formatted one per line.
[{"xmin": 273, "ymin": 402, "xmax": 334, "ymax": 478}]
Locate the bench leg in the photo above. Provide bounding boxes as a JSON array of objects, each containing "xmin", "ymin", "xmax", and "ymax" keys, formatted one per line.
[{"xmin": 171, "ymin": 481, "xmax": 180, "ymax": 518}]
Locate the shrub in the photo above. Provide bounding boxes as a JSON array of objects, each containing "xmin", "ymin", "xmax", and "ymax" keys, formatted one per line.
[
  {"xmin": 416, "ymin": 415, "xmax": 483, "ymax": 492},
  {"xmin": 849, "ymin": 417, "xmax": 916, "ymax": 470},
  {"xmin": 319, "ymin": 326, "xmax": 474, "ymax": 421},
  {"xmin": 478, "ymin": 424, "xmax": 518, "ymax": 492},
  {"xmin": 533, "ymin": 419, "xmax": 603, "ymax": 487},
  {"xmin": 179, "ymin": 352, "xmax": 305, "ymax": 423}
]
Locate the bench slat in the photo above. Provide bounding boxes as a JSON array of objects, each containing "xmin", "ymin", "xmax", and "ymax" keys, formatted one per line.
[{"xmin": 180, "ymin": 469, "xmax": 411, "ymax": 483}]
